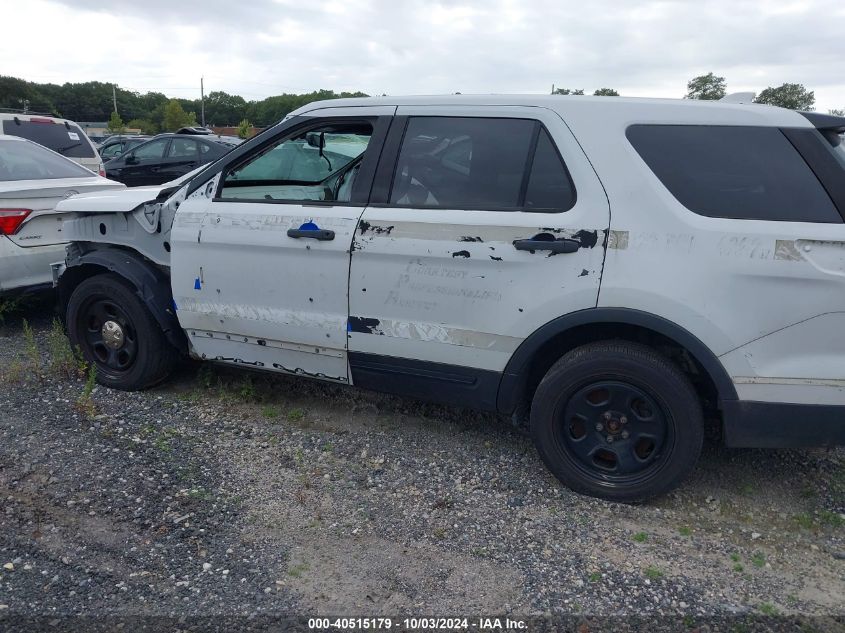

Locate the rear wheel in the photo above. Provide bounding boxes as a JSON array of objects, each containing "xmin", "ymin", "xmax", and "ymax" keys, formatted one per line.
[
  {"xmin": 530, "ymin": 341, "xmax": 703, "ymax": 503},
  {"xmin": 66, "ymin": 273, "xmax": 176, "ymax": 390}
]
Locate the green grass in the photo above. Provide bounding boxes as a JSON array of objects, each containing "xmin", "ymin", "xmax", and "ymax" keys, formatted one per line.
[
  {"xmin": 633, "ymin": 531, "xmax": 648, "ymax": 543},
  {"xmin": 751, "ymin": 552, "xmax": 766, "ymax": 568},
  {"xmin": 678, "ymin": 526, "xmax": 692, "ymax": 537},
  {"xmin": 261, "ymin": 405, "xmax": 280, "ymax": 419},
  {"xmin": 757, "ymin": 602, "xmax": 779, "ymax": 616},
  {"xmin": 588, "ymin": 572, "xmax": 601, "ymax": 583},
  {"xmin": 644, "ymin": 566, "xmax": 663, "ymax": 580},
  {"xmin": 22, "ymin": 318, "xmax": 40, "ymax": 373},
  {"xmin": 733, "ymin": 563, "xmax": 744, "ymax": 573},
  {"xmin": 730, "ymin": 553, "xmax": 740, "ymax": 562},
  {"xmin": 287, "ymin": 562, "xmax": 309, "ymax": 578},
  {"xmin": 287, "ymin": 408, "xmax": 305, "ymax": 422}
]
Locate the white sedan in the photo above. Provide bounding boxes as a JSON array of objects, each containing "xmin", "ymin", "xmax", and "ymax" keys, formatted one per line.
[{"xmin": 0, "ymin": 136, "xmax": 124, "ymax": 293}]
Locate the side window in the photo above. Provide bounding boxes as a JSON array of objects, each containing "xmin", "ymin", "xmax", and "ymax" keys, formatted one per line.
[
  {"xmin": 627, "ymin": 124, "xmax": 842, "ymax": 223},
  {"xmin": 168, "ymin": 138, "xmax": 199, "ymax": 158},
  {"xmin": 389, "ymin": 117, "xmax": 576, "ymax": 212},
  {"xmin": 132, "ymin": 139, "xmax": 169, "ymax": 162},
  {"xmin": 221, "ymin": 122, "xmax": 372, "ymax": 202},
  {"xmin": 100, "ymin": 143, "xmax": 123, "ymax": 159}
]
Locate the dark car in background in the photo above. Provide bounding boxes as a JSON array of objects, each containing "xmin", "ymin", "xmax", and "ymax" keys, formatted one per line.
[
  {"xmin": 98, "ymin": 135, "xmax": 151, "ymax": 162},
  {"xmin": 104, "ymin": 133, "xmax": 238, "ymax": 186}
]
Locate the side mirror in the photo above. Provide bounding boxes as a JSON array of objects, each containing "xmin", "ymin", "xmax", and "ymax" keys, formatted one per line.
[
  {"xmin": 306, "ymin": 131, "xmax": 325, "ymax": 149},
  {"xmin": 125, "ymin": 154, "xmax": 138, "ymax": 165}
]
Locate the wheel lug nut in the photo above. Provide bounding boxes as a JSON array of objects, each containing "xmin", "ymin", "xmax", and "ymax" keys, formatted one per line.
[
  {"xmin": 603, "ymin": 412, "xmax": 612, "ymax": 421},
  {"xmin": 620, "ymin": 416, "xmax": 628, "ymax": 425},
  {"xmin": 595, "ymin": 423, "xmax": 604, "ymax": 431},
  {"xmin": 606, "ymin": 435, "xmax": 614, "ymax": 443},
  {"xmin": 621, "ymin": 431, "xmax": 629, "ymax": 439}
]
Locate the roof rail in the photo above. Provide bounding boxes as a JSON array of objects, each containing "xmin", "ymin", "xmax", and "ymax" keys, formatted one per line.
[
  {"xmin": 0, "ymin": 107, "xmax": 57, "ymax": 117},
  {"xmin": 719, "ymin": 92, "xmax": 756, "ymax": 104}
]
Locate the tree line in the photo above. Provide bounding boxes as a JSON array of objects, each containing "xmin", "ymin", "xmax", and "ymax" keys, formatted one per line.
[
  {"xmin": 0, "ymin": 76, "xmax": 367, "ymax": 133},
  {"xmin": 2, "ymin": 74, "xmax": 841, "ymax": 135},
  {"xmin": 554, "ymin": 73, "xmax": 843, "ymax": 114}
]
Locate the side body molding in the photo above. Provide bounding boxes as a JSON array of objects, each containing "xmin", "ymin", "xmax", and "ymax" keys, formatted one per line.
[
  {"xmin": 60, "ymin": 245, "xmax": 188, "ymax": 354},
  {"xmin": 496, "ymin": 307, "xmax": 739, "ymax": 414}
]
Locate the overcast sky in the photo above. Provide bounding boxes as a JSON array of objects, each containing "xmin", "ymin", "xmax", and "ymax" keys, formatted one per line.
[{"xmin": 3, "ymin": 0, "xmax": 844, "ymax": 110}]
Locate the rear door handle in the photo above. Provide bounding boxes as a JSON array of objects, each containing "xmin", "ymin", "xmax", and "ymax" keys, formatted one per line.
[
  {"xmin": 287, "ymin": 228, "xmax": 335, "ymax": 241},
  {"xmin": 513, "ymin": 236, "xmax": 580, "ymax": 254}
]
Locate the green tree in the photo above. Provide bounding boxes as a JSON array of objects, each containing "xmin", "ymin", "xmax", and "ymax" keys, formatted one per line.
[
  {"xmin": 106, "ymin": 111, "xmax": 125, "ymax": 134},
  {"xmin": 553, "ymin": 88, "xmax": 584, "ymax": 95},
  {"xmin": 237, "ymin": 118, "xmax": 252, "ymax": 139},
  {"xmin": 126, "ymin": 118, "xmax": 158, "ymax": 134},
  {"xmin": 162, "ymin": 99, "xmax": 196, "ymax": 131},
  {"xmin": 205, "ymin": 91, "xmax": 248, "ymax": 125},
  {"xmin": 593, "ymin": 88, "xmax": 619, "ymax": 96},
  {"xmin": 754, "ymin": 83, "xmax": 815, "ymax": 110},
  {"xmin": 685, "ymin": 73, "xmax": 726, "ymax": 100},
  {"xmin": 828, "ymin": 108, "xmax": 844, "ymax": 116}
]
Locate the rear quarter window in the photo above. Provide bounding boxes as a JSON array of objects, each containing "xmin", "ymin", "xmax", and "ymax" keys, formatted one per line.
[
  {"xmin": 626, "ymin": 124, "xmax": 842, "ymax": 223},
  {"xmin": 2, "ymin": 119, "xmax": 96, "ymax": 159}
]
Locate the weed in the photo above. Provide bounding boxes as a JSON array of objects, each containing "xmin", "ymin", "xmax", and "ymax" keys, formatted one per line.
[
  {"xmin": 74, "ymin": 363, "xmax": 97, "ymax": 418},
  {"xmin": 757, "ymin": 603, "xmax": 779, "ymax": 616},
  {"xmin": 730, "ymin": 553, "xmax": 740, "ymax": 562},
  {"xmin": 644, "ymin": 566, "xmax": 663, "ymax": 580},
  {"xmin": 287, "ymin": 562, "xmax": 309, "ymax": 578},
  {"xmin": 22, "ymin": 319, "xmax": 41, "ymax": 374},
  {"xmin": 678, "ymin": 526, "xmax": 692, "ymax": 537},
  {"xmin": 236, "ymin": 375, "xmax": 257, "ymax": 402},
  {"xmin": 47, "ymin": 319, "xmax": 79, "ymax": 378},
  {"xmin": 818, "ymin": 510, "xmax": 844, "ymax": 529},
  {"xmin": 633, "ymin": 531, "xmax": 648, "ymax": 543},
  {"xmin": 751, "ymin": 552, "xmax": 766, "ymax": 568},
  {"xmin": 2, "ymin": 358, "xmax": 25, "ymax": 383},
  {"xmin": 321, "ymin": 442, "xmax": 333, "ymax": 453},
  {"xmin": 287, "ymin": 408, "xmax": 305, "ymax": 422},
  {"xmin": 683, "ymin": 615, "xmax": 695, "ymax": 628},
  {"xmin": 197, "ymin": 364, "xmax": 215, "ymax": 389},
  {"xmin": 733, "ymin": 563, "xmax": 744, "ymax": 573},
  {"xmin": 0, "ymin": 295, "xmax": 22, "ymax": 324},
  {"xmin": 793, "ymin": 513, "xmax": 815, "ymax": 530},
  {"xmin": 588, "ymin": 572, "xmax": 601, "ymax": 583},
  {"xmin": 261, "ymin": 405, "xmax": 280, "ymax": 419},
  {"xmin": 432, "ymin": 527, "xmax": 446, "ymax": 538}
]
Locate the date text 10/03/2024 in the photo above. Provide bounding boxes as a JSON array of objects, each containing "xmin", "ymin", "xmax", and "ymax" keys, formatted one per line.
[{"xmin": 308, "ymin": 618, "xmax": 528, "ymax": 630}]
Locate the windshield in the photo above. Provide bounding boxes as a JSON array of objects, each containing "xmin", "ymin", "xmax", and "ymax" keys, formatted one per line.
[
  {"xmin": 0, "ymin": 139, "xmax": 95, "ymax": 181},
  {"xmin": 3, "ymin": 119, "xmax": 96, "ymax": 158}
]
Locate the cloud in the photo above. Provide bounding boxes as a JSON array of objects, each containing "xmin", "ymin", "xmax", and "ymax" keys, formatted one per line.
[{"xmin": 5, "ymin": 0, "xmax": 844, "ymax": 110}]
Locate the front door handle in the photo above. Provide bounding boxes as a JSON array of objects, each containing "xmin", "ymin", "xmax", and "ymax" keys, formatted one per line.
[
  {"xmin": 287, "ymin": 228, "xmax": 335, "ymax": 241},
  {"xmin": 513, "ymin": 235, "xmax": 580, "ymax": 254}
]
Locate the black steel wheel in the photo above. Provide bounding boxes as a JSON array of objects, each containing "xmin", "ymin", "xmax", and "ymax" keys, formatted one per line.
[
  {"xmin": 531, "ymin": 341, "xmax": 703, "ymax": 502},
  {"xmin": 67, "ymin": 273, "xmax": 176, "ymax": 390}
]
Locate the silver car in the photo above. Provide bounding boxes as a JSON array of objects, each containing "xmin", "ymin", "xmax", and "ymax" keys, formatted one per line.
[{"xmin": 0, "ymin": 136, "xmax": 124, "ymax": 293}]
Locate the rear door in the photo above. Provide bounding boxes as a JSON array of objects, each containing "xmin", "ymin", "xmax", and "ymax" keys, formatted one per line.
[
  {"xmin": 170, "ymin": 106, "xmax": 394, "ymax": 382},
  {"xmin": 158, "ymin": 137, "xmax": 201, "ymax": 182},
  {"xmin": 347, "ymin": 106, "xmax": 610, "ymax": 408}
]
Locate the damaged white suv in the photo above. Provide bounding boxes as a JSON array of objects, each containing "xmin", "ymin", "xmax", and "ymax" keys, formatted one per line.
[{"xmin": 52, "ymin": 95, "xmax": 845, "ymax": 502}]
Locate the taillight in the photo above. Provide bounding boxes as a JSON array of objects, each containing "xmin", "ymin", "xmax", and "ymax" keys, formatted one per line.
[
  {"xmin": 29, "ymin": 117, "xmax": 54, "ymax": 124},
  {"xmin": 99, "ymin": 168, "xmax": 106, "ymax": 177},
  {"xmin": 0, "ymin": 209, "xmax": 33, "ymax": 235}
]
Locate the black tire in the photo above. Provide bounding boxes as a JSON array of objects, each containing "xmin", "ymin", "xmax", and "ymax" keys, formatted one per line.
[
  {"xmin": 530, "ymin": 341, "xmax": 703, "ymax": 503},
  {"xmin": 66, "ymin": 273, "xmax": 177, "ymax": 390}
]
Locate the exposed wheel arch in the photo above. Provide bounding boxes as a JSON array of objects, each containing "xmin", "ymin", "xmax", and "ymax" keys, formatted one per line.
[
  {"xmin": 58, "ymin": 245, "xmax": 187, "ymax": 354},
  {"xmin": 497, "ymin": 308, "xmax": 737, "ymax": 420}
]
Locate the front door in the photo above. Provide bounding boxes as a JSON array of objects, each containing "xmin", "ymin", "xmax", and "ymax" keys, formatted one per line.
[
  {"xmin": 347, "ymin": 106, "xmax": 610, "ymax": 407},
  {"xmin": 170, "ymin": 107, "xmax": 394, "ymax": 382},
  {"xmin": 117, "ymin": 137, "xmax": 170, "ymax": 186}
]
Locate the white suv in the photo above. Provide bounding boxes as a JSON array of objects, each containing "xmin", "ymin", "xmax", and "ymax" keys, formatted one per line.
[
  {"xmin": 52, "ymin": 95, "xmax": 845, "ymax": 502},
  {"xmin": 0, "ymin": 111, "xmax": 105, "ymax": 176}
]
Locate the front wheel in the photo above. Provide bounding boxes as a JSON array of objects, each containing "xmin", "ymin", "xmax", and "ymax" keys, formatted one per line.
[
  {"xmin": 66, "ymin": 273, "xmax": 177, "ymax": 390},
  {"xmin": 530, "ymin": 341, "xmax": 704, "ymax": 503}
]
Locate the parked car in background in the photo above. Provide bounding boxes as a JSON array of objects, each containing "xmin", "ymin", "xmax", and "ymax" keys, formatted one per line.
[
  {"xmin": 0, "ymin": 136, "xmax": 123, "ymax": 293},
  {"xmin": 98, "ymin": 135, "xmax": 151, "ymax": 162},
  {"xmin": 104, "ymin": 134, "xmax": 236, "ymax": 186},
  {"xmin": 0, "ymin": 111, "xmax": 105, "ymax": 176}
]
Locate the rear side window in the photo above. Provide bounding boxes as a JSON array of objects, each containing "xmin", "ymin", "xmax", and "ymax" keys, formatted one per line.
[
  {"xmin": 627, "ymin": 124, "xmax": 841, "ymax": 223},
  {"xmin": 2, "ymin": 119, "xmax": 96, "ymax": 159},
  {"xmin": 390, "ymin": 117, "xmax": 576, "ymax": 212},
  {"xmin": 168, "ymin": 138, "xmax": 199, "ymax": 158},
  {"xmin": 0, "ymin": 139, "xmax": 93, "ymax": 181}
]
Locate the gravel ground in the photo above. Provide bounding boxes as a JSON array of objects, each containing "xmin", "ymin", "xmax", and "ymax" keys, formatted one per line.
[{"xmin": 1, "ymin": 301, "xmax": 844, "ymax": 631}]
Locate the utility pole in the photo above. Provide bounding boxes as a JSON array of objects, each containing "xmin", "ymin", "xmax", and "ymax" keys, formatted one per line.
[
  {"xmin": 20, "ymin": 98, "xmax": 30, "ymax": 113},
  {"xmin": 200, "ymin": 76, "xmax": 205, "ymax": 128},
  {"xmin": 551, "ymin": 83, "xmax": 555, "ymax": 95},
  {"xmin": 112, "ymin": 84, "xmax": 118, "ymax": 114}
]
